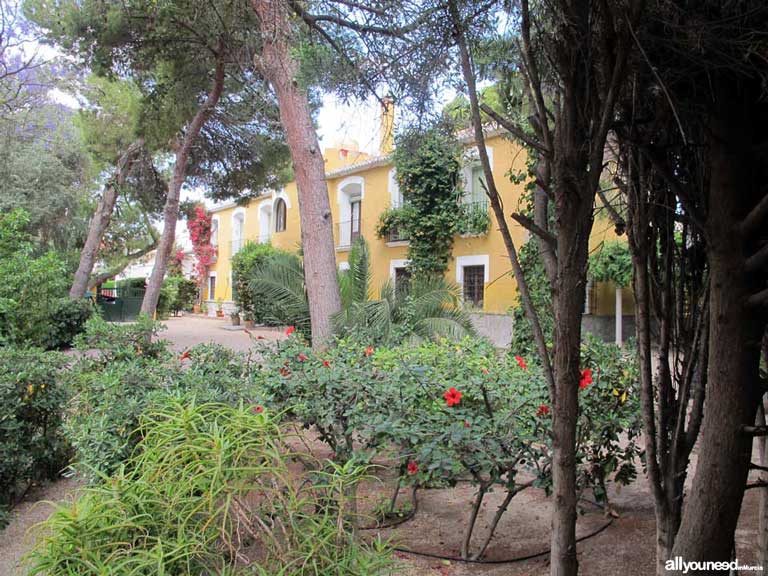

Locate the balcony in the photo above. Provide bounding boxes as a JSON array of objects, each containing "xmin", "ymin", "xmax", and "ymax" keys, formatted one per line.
[
  {"xmin": 336, "ymin": 219, "xmax": 362, "ymax": 250},
  {"xmin": 456, "ymin": 200, "xmax": 491, "ymax": 236},
  {"xmin": 385, "ymin": 221, "xmax": 408, "ymax": 243}
]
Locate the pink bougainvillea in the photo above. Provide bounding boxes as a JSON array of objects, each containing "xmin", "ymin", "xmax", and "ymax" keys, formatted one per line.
[{"xmin": 187, "ymin": 205, "xmax": 217, "ymax": 298}]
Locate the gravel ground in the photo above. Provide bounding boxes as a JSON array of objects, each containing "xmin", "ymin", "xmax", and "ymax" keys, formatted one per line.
[{"xmin": 159, "ymin": 314, "xmax": 286, "ymax": 352}]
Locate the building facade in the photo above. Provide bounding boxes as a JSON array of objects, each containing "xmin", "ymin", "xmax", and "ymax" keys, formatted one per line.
[{"xmin": 203, "ymin": 121, "xmax": 631, "ymax": 345}]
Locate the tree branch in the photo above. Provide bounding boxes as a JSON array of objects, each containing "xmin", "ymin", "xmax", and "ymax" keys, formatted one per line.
[
  {"xmin": 745, "ymin": 426, "xmax": 768, "ymax": 437},
  {"xmin": 479, "ymin": 103, "xmax": 549, "ymax": 155},
  {"xmin": 511, "ymin": 212, "xmax": 557, "ymax": 248},
  {"xmin": 748, "ymin": 288, "xmax": 768, "ymax": 309},
  {"xmin": 742, "ymin": 192, "xmax": 768, "ymax": 238}
]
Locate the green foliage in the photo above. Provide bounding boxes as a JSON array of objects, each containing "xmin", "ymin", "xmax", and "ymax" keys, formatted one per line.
[
  {"xmin": 510, "ymin": 236, "xmax": 554, "ymax": 356},
  {"xmin": 0, "ymin": 105, "xmax": 93, "ymax": 256},
  {"xmin": 374, "ymin": 204, "xmax": 417, "ymax": 241},
  {"xmin": 0, "ymin": 209, "xmax": 83, "ymax": 349},
  {"xmin": 335, "ymin": 239, "xmax": 476, "ymax": 344},
  {"xmin": 157, "ymin": 276, "xmax": 197, "ymax": 318},
  {"xmin": 65, "ymin": 319, "xmax": 253, "ymax": 477},
  {"xmin": 589, "ymin": 240, "xmax": 633, "ymax": 287},
  {"xmin": 245, "ymin": 251, "xmax": 312, "ymax": 335},
  {"xmin": 576, "ymin": 335, "xmax": 643, "ymax": 502},
  {"xmin": 253, "ymin": 333, "xmax": 642, "ymax": 559},
  {"xmin": 390, "ymin": 121, "xmax": 463, "ymax": 277},
  {"xmin": 232, "ymin": 242, "xmax": 283, "ymax": 322},
  {"xmin": 28, "ymin": 398, "xmax": 390, "ymax": 575},
  {"xmin": 42, "ymin": 298, "xmax": 96, "ymax": 350},
  {"xmin": 74, "ymin": 315, "xmax": 168, "ymax": 363},
  {"xmin": 455, "ymin": 201, "xmax": 491, "ymax": 236},
  {"xmin": 0, "ymin": 348, "xmax": 69, "ymax": 527}
]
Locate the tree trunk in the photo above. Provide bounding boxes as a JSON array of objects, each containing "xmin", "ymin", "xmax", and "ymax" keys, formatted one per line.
[
  {"xmin": 69, "ymin": 139, "xmax": 144, "ymax": 298},
  {"xmin": 670, "ymin": 80, "xmax": 766, "ymax": 571},
  {"xmin": 757, "ymin": 397, "xmax": 768, "ymax": 575},
  {"xmin": 550, "ymin": 187, "xmax": 593, "ymax": 576},
  {"xmin": 251, "ymin": 0, "xmax": 341, "ymax": 347},
  {"xmin": 140, "ymin": 60, "xmax": 225, "ymax": 317}
]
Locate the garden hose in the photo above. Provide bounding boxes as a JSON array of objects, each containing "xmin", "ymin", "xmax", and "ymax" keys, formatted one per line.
[{"xmin": 385, "ymin": 515, "xmax": 614, "ymax": 565}]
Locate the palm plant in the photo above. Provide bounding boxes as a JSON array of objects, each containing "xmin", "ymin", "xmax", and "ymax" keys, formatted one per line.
[
  {"xmin": 246, "ymin": 251, "xmax": 311, "ymax": 335},
  {"xmin": 250, "ymin": 238, "xmax": 475, "ymax": 342}
]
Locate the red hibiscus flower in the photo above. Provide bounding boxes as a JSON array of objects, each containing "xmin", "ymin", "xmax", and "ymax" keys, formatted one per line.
[
  {"xmin": 179, "ymin": 350, "xmax": 190, "ymax": 361},
  {"xmin": 481, "ymin": 368, "xmax": 489, "ymax": 375},
  {"xmin": 285, "ymin": 326, "xmax": 295, "ymax": 336},
  {"xmin": 444, "ymin": 387, "xmax": 463, "ymax": 407},
  {"xmin": 298, "ymin": 353, "xmax": 308, "ymax": 362},
  {"xmin": 365, "ymin": 345, "xmax": 374, "ymax": 357},
  {"xmin": 515, "ymin": 355, "xmax": 528, "ymax": 370},
  {"xmin": 407, "ymin": 461, "xmax": 419, "ymax": 475},
  {"xmin": 579, "ymin": 368, "xmax": 593, "ymax": 390},
  {"xmin": 464, "ymin": 421, "xmax": 471, "ymax": 428},
  {"xmin": 536, "ymin": 404, "xmax": 550, "ymax": 417},
  {"xmin": 252, "ymin": 405, "xmax": 264, "ymax": 414},
  {"xmin": 323, "ymin": 360, "xmax": 330, "ymax": 368},
  {"xmin": 257, "ymin": 335, "xmax": 265, "ymax": 340},
  {"xmin": 280, "ymin": 367, "xmax": 291, "ymax": 377}
]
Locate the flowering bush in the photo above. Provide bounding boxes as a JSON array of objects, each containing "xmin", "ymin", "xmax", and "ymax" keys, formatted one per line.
[
  {"xmin": 252, "ymin": 333, "xmax": 643, "ymax": 560},
  {"xmin": 186, "ymin": 204, "xmax": 216, "ymax": 298}
]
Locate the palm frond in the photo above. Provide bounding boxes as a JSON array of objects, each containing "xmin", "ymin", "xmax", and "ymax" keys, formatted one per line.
[{"xmin": 248, "ymin": 252, "xmax": 310, "ymax": 332}]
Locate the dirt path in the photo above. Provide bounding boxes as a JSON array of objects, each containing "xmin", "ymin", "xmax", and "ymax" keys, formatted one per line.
[
  {"xmin": 0, "ymin": 478, "xmax": 83, "ymax": 576},
  {"xmin": 160, "ymin": 314, "xmax": 285, "ymax": 352}
]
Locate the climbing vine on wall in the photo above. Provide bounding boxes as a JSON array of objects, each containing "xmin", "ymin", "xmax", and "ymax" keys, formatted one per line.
[
  {"xmin": 186, "ymin": 204, "xmax": 216, "ymax": 299},
  {"xmin": 378, "ymin": 121, "xmax": 463, "ymax": 277},
  {"xmin": 589, "ymin": 241, "xmax": 633, "ymax": 287}
]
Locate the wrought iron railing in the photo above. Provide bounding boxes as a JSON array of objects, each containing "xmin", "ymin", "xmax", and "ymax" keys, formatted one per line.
[{"xmin": 456, "ymin": 200, "xmax": 491, "ymax": 236}]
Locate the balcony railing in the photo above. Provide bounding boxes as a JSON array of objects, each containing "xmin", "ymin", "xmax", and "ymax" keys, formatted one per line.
[
  {"xmin": 456, "ymin": 200, "xmax": 491, "ymax": 236},
  {"xmin": 386, "ymin": 222, "xmax": 408, "ymax": 243},
  {"xmin": 336, "ymin": 219, "xmax": 362, "ymax": 250}
]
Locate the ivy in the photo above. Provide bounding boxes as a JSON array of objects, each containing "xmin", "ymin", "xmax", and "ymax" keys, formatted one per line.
[
  {"xmin": 384, "ymin": 121, "xmax": 464, "ymax": 278},
  {"xmin": 589, "ymin": 241, "xmax": 633, "ymax": 287}
]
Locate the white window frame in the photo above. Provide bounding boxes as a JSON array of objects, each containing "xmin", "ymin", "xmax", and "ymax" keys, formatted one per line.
[
  {"xmin": 337, "ymin": 176, "xmax": 365, "ymax": 249},
  {"xmin": 461, "ymin": 146, "xmax": 494, "ymax": 204},
  {"xmin": 389, "ymin": 258, "xmax": 410, "ymax": 284}
]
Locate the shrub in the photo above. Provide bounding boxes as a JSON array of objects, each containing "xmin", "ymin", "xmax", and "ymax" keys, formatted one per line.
[
  {"xmin": 0, "ymin": 347, "xmax": 69, "ymax": 527},
  {"xmin": 28, "ymin": 398, "xmax": 390, "ymax": 576},
  {"xmin": 41, "ymin": 297, "xmax": 95, "ymax": 350},
  {"xmin": 232, "ymin": 241, "xmax": 282, "ymax": 323},
  {"xmin": 74, "ymin": 314, "xmax": 169, "ymax": 363},
  {"xmin": 157, "ymin": 276, "xmax": 197, "ymax": 318}
]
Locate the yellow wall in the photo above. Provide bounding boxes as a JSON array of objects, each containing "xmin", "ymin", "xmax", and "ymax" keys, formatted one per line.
[{"xmin": 205, "ymin": 134, "xmax": 629, "ymax": 316}]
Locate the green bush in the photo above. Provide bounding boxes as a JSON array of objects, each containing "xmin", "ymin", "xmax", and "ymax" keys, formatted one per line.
[
  {"xmin": 157, "ymin": 276, "xmax": 197, "ymax": 318},
  {"xmin": 41, "ymin": 298, "xmax": 95, "ymax": 350},
  {"xmin": 74, "ymin": 315, "xmax": 169, "ymax": 363},
  {"xmin": 66, "ymin": 320, "xmax": 255, "ymax": 477},
  {"xmin": 231, "ymin": 241, "xmax": 282, "ymax": 323},
  {"xmin": 0, "ymin": 347, "xmax": 69, "ymax": 527},
  {"xmin": 28, "ymin": 399, "xmax": 390, "ymax": 576}
]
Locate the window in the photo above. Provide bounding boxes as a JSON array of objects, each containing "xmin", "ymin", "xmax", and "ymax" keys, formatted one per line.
[
  {"xmin": 208, "ymin": 275, "xmax": 216, "ymax": 301},
  {"xmin": 394, "ymin": 267, "xmax": 411, "ymax": 293},
  {"xmin": 275, "ymin": 198, "xmax": 287, "ymax": 232},
  {"xmin": 350, "ymin": 199, "xmax": 361, "ymax": 242},
  {"xmin": 211, "ymin": 218, "xmax": 219, "ymax": 246},
  {"xmin": 463, "ymin": 164, "xmax": 487, "ymax": 205},
  {"xmin": 462, "ymin": 265, "xmax": 485, "ymax": 308}
]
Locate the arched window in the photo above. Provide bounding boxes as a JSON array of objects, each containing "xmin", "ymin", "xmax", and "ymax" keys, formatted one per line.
[{"xmin": 274, "ymin": 198, "xmax": 287, "ymax": 232}]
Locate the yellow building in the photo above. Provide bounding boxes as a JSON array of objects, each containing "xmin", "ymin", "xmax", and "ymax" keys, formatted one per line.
[{"xmin": 203, "ymin": 113, "xmax": 631, "ymax": 345}]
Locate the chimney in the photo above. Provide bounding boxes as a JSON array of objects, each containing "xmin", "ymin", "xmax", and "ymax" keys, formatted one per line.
[{"xmin": 379, "ymin": 95, "xmax": 395, "ymax": 155}]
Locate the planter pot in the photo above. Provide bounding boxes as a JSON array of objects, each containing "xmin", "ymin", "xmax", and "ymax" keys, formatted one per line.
[
  {"xmin": 231, "ymin": 315, "xmax": 241, "ymax": 326},
  {"xmin": 244, "ymin": 319, "xmax": 255, "ymax": 330},
  {"xmin": 193, "ymin": 304, "xmax": 201, "ymax": 314},
  {"xmin": 216, "ymin": 310, "xmax": 224, "ymax": 318}
]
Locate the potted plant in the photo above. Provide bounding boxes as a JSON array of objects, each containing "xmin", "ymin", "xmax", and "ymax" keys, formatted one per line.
[
  {"xmin": 230, "ymin": 308, "xmax": 241, "ymax": 326},
  {"xmin": 216, "ymin": 298, "xmax": 224, "ymax": 318},
  {"xmin": 243, "ymin": 311, "xmax": 255, "ymax": 330}
]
